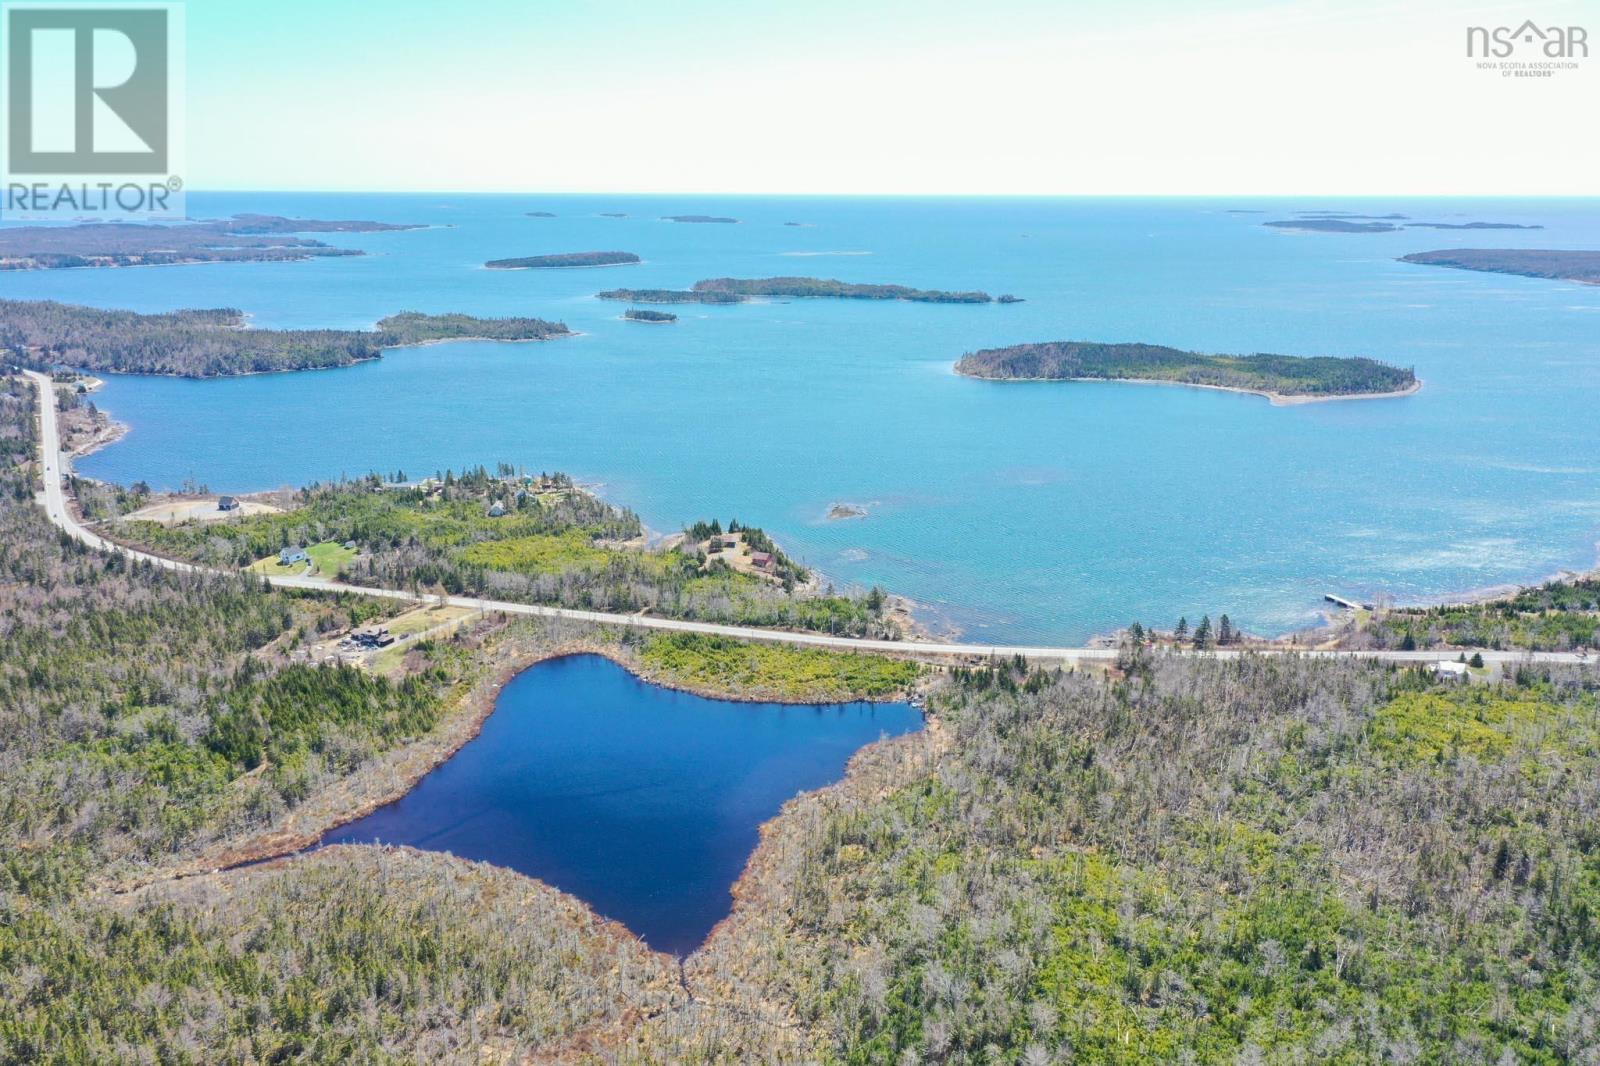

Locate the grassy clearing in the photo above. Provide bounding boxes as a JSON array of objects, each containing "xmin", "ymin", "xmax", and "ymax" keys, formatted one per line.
[
  {"xmin": 247, "ymin": 540, "xmax": 354, "ymax": 580},
  {"xmin": 305, "ymin": 541, "xmax": 357, "ymax": 578},
  {"xmin": 385, "ymin": 604, "xmax": 475, "ymax": 639},
  {"xmin": 456, "ymin": 531, "xmax": 620, "ymax": 573},
  {"xmin": 637, "ymin": 632, "xmax": 920, "ymax": 701}
]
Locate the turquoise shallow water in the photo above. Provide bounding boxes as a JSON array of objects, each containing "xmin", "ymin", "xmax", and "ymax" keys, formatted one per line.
[{"xmin": 7, "ymin": 193, "xmax": 1599, "ymax": 643}]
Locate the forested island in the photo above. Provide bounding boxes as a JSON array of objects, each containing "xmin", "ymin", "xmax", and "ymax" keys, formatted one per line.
[
  {"xmin": 1266, "ymin": 218, "xmax": 1399, "ymax": 233},
  {"xmin": 596, "ymin": 288, "xmax": 748, "ymax": 305},
  {"xmin": 484, "ymin": 251, "xmax": 639, "ymax": 269},
  {"xmin": 597, "ymin": 277, "xmax": 1003, "ymax": 304},
  {"xmin": 1399, "ymin": 248, "xmax": 1600, "ymax": 285},
  {"xmin": 1404, "ymin": 221, "xmax": 1543, "ymax": 230},
  {"xmin": 1267, "ymin": 218, "xmax": 1543, "ymax": 235},
  {"xmin": 661, "ymin": 214, "xmax": 739, "ymax": 223},
  {"xmin": 0, "ymin": 300, "xmax": 571, "ymax": 377},
  {"xmin": 694, "ymin": 276, "xmax": 997, "ymax": 302},
  {"xmin": 525, "ymin": 211, "xmax": 557, "ymax": 218},
  {"xmin": 955, "ymin": 340, "xmax": 1418, "ymax": 401},
  {"xmin": 0, "ymin": 214, "xmax": 421, "ymax": 270},
  {"xmin": 624, "ymin": 309, "xmax": 677, "ymax": 323}
]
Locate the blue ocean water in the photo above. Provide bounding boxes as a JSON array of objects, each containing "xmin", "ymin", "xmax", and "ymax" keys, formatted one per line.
[
  {"xmin": 6, "ymin": 193, "xmax": 1599, "ymax": 642},
  {"xmin": 319, "ymin": 654, "xmax": 923, "ymax": 954}
]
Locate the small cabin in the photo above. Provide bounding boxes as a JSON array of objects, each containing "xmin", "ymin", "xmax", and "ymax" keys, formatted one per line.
[
  {"xmin": 1431, "ymin": 660, "xmax": 1470, "ymax": 682},
  {"xmin": 487, "ymin": 500, "xmax": 507, "ymax": 518},
  {"xmin": 750, "ymin": 551, "xmax": 775, "ymax": 571},
  {"xmin": 217, "ymin": 496, "xmax": 240, "ymax": 511},
  {"xmin": 279, "ymin": 547, "xmax": 309, "ymax": 565}
]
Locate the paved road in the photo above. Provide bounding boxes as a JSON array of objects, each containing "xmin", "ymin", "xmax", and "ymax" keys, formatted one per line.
[{"xmin": 23, "ymin": 371, "xmax": 1592, "ymax": 667}]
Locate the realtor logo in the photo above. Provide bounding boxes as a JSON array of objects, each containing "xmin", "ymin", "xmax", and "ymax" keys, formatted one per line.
[{"xmin": 1, "ymin": 1, "xmax": 184, "ymax": 218}]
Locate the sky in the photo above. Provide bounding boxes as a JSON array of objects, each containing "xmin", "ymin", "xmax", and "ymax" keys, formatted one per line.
[{"xmin": 181, "ymin": 0, "xmax": 1600, "ymax": 195}]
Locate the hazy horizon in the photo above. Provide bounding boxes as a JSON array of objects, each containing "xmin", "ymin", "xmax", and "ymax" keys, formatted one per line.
[{"xmin": 183, "ymin": 0, "xmax": 1598, "ymax": 197}]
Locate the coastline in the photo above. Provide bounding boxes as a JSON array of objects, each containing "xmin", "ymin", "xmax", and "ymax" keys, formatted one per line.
[
  {"xmin": 46, "ymin": 365, "xmax": 1589, "ymax": 656},
  {"xmin": 43, "ymin": 327, "xmax": 578, "ymax": 383},
  {"xmin": 954, "ymin": 368, "xmax": 1424, "ymax": 405},
  {"xmin": 66, "ymin": 417, "xmax": 130, "ymax": 460}
]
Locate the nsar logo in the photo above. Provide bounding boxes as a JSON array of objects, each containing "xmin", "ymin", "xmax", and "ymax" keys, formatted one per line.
[{"xmin": 1466, "ymin": 20, "xmax": 1588, "ymax": 58}]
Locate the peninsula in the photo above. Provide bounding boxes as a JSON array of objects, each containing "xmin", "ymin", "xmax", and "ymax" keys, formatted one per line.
[
  {"xmin": 0, "ymin": 214, "xmax": 422, "ymax": 270},
  {"xmin": 0, "ymin": 300, "xmax": 570, "ymax": 377},
  {"xmin": 954, "ymin": 341, "xmax": 1419, "ymax": 402},
  {"xmin": 485, "ymin": 251, "xmax": 640, "ymax": 269},
  {"xmin": 1398, "ymin": 248, "xmax": 1600, "ymax": 285}
]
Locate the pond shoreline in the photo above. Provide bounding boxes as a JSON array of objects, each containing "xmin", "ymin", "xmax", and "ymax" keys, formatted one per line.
[{"xmin": 104, "ymin": 623, "xmax": 930, "ymax": 954}]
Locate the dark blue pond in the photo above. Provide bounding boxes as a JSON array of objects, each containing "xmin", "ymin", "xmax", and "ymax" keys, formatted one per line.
[{"xmin": 321, "ymin": 653, "xmax": 922, "ymax": 954}]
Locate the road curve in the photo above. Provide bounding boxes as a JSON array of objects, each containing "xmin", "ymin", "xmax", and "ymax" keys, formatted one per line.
[{"xmin": 22, "ymin": 371, "xmax": 1591, "ymax": 668}]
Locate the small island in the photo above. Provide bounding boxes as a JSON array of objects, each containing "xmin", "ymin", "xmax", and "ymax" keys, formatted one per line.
[
  {"xmin": 597, "ymin": 277, "xmax": 1008, "ymax": 305},
  {"xmin": 525, "ymin": 211, "xmax": 557, "ymax": 218},
  {"xmin": 1266, "ymin": 216, "xmax": 1542, "ymax": 236},
  {"xmin": 623, "ymin": 309, "xmax": 677, "ymax": 324},
  {"xmin": 662, "ymin": 214, "xmax": 739, "ymax": 224},
  {"xmin": 693, "ymin": 277, "xmax": 998, "ymax": 303},
  {"xmin": 0, "ymin": 214, "xmax": 422, "ymax": 270},
  {"xmin": 826, "ymin": 503, "xmax": 868, "ymax": 520},
  {"xmin": 997, "ymin": 294, "xmax": 1024, "ymax": 304},
  {"xmin": 0, "ymin": 300, "xmax": 571, "ymax": 377},
  {"xmin": 1398, "ymin": 249, "xmax": 1600, "ymax": 284},
  {"xmin": 485, "ymin": 251, "xmax": 640, "ymax": 269},
  {"xmin": 599, "ymin": 212, "xmax": 628, "ymax": 218},
  {"xmin": 1265, "ymin": 219, "xmax": 1399, "ymax": 234},
  {"xmin": 954, "ymin": 341, "xmax": 1419, "ymax": 404},
  {"xmin": 373, "ymin": 312, "xmax": 571, "ymax": 346},
  {"xmin": 1403, "ymin": 221, "xmax": 1542, "ymax": 231}
]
